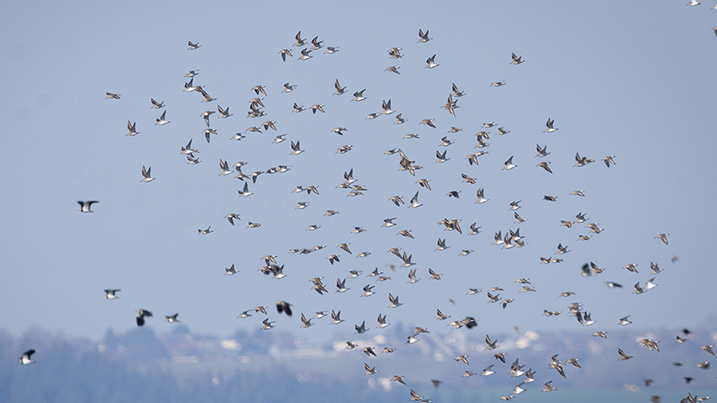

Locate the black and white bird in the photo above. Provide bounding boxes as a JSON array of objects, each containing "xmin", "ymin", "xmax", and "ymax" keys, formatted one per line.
[
  {"xmin": 19, "ymin": 349, "xmax": 35, "ymax": 365},
  {"xmin": 77, "ymin": 200, "xmax": 99, "ymax": 213},
  {"xmin": 104, "ymin": 289, "xmax": 120, "ymax": 299},
  {"xmin": 276, "ymin": 301, "xmax": 293, "ymax": 317},
  {"xmin": 136, "ymin": 309, "xmax": 153, "ymax": 327}
]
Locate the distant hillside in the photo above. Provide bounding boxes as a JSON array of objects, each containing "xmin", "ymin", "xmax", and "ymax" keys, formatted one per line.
[{"xmin": 2, "ymin": 326, "xmax": 714, "ymax": 402}]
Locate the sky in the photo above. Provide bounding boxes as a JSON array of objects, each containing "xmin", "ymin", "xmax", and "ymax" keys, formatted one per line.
[{"xmin": 2, "ymin": 0, "xmax": 717, "ymax": 343}]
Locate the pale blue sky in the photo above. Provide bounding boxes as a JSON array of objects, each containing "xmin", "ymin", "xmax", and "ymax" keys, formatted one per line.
[{"xmin": 2, "ymin": 0, "xmax": 716, "ymax": 342}]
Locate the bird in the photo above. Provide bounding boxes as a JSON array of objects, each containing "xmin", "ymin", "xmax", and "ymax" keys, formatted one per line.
[
  {"xmin": 536, "ymin": 144, "xmax": 550, "ymax": 157},
  {"xmin": 225, "ymin": 264, "xmax": 238, "ymax": 275},
  {"xmin": 216, "ymin": 105, "xmax": 233, "ymax": 119},
  {"xmin": 292, "ymin": 31, "xmax": 306, "ymax": 47},
  {"xmin": 485, "ymin": 335, "xmax": 498, "ymax": 350},
  {"xmin": 276, "ymin": 301, "xmax": 292, "ymax": 317},
  {"xmin": 298, "ymin": 47, "xmax": 312, "ymax": 60},
  {"xmin": 511, "ymin": 52, "xmax": 524, "ymax": 64},
  {"xmin": 574, "ymin": 152, "xmax": 594, "ymax": 167},
  {"xmin": 126, "ymin": 120, "xmax": 139, "ymax": 136},
  {"xmin": 149, "ymin": 98, "xmax": 165, "ymax": 109},
  {"xmin": 388, "ymin": 293, "xmax": 402, "ymax": 308},
  {"xmin": 618, "ymin": 348, "xmax": 633, "ymax": 360},
  {"xmin": 364, "ymin": 363, "xmax": 377, "ymax": 375},
  {"xmin": 537, "ymin": 161, "xmax": 553, "ymax": 173},
  {"xmin": 409, "ymin": 192, "xmax": 422, "ymax": 208},
  {"xmin": 331, "ymin": 79, "xmax": 347, "ymax": 96},
  {"xmin": 503, "ymin": 156, "xmax": 517, "ymax": 170},
  {"xmin": 420, "ymin": 118, "xmax": 436, "ymax": 128},
  {"xmin": 180, "ymin": 139, "xmax": 198, "ymax": 155},
  {"xmin": 376, "ymin": 314, "xmax": 389, "ymax": 328},
  {"xmin": 436, "ymin": 238, "xmax": 449, "ymax": 250},
  {"xmin": 155, "ymin": 111, "xmax": 170, "ymax": 125},
  {"xmin": 285, "ymin": 101, "xmax": 306, "ymax": 114},
  {"xmin": 655, "ymin": 233, "xmax": 669, "ymax": 245},
  {"xmin": 418, "ymin": 29, "xmax": 432, "ymax": 43},
  {"xmin": 140, "ymin": 166, "xmax": 154, "ymax": 182},
  {"xmin": 481, "ymin": 365, "xmax": 495, "ymax": 376},
  {"xmin": 332, "ymin": 127, "xmax": 348, "ymax": 136},
  {"xmin": 352, "ymin": 89, "xmax": 367, "ymax": 102},
  {"xmin": 199, "ymin": 111, "xmax": 216, "ymax": 127},
  {"xmin": 475, "ymin": 188, "xmax": 488, "ymax": 204},
  {"xmin": 279, "ymin": 48, "xmax": 293, "ymax": 61},
  {"xmin": 390, "ymin": 375, "xmax": 406, "ymax": 385},
  {"xmin": 602, "ymin": 155, "xmax": 617, "ymax": 167},
  {"xmin": 381, "ymin": 99, "xmax": 394, "ymax": 115},
  {"xmin": 237, "ymin": 182, "xmax": 252, "ymax": 198},
  {"xmin": 388, "ymin": 47, "xmax": 404, "ymax": 59},
  {"xmin": 300, "ymin": 313, "xmax": 313, "ymax": 328},
  {"xmin": 19, "ymin": 349, "xmax": 35, "ymax": 365},
  {"xmin": 288, "ymin": 140, "xmax": 305, "ymax": 156},
  {"xmin": 165, "ymin": 314, "xmax": 179, "ymax": 323},
  {"xmin": 187, "ymin": 41, "xmax": 201, "ymax": 50},
  {"xmin": 136, "ymin": 309, "xmax": 153, "ymax": 327},
  {"xmin": 330, "ymin": 310, "xmax": 344, "ymax": 325},
  {"xmin": 225, "ymin": 213, "xmax": 240, "ymax": 226},
  {"xmin": 362, "ymin": 346, "xmax": 377, "ymax": 357},
  {"xmin": 455, "ymin": 355, "xmax": 470, "ymax": 365},
  {"xmin": 261, "ymin": 318, "xmax": 275, "ymax": 330},
  {"xmin": 77, "ymin": 200, "xmax": 99, "ymax": 213},
  {"xmin": 544, "ymin": 118, "xmax": 558, "ymax": 133},
  {"xmin": 104, "ymin": 289, "xmax": 120, "ymax": 299},
  {"xmin": 425, "ymin": 54, "xmax": 439, "ymax": 68}
]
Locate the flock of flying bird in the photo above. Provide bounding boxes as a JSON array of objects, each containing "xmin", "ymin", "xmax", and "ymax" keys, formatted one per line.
[{"xmin": 17, "ymin": 24, "xmax": 714, "ymax": 402}]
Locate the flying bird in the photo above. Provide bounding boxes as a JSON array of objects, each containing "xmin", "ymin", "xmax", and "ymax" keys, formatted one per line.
[
  {"xmin": 141, "ymin": 166, "xmax": 154, "ymax": 182},
  {"xmin": 418, "ymin": 29, "xmax": 432, "ymax": 43},
  {"xmin": 155, "ymin": 111, "xmax": 170, "ymax": 125},
  {"xmin": 126, "ymin": 121, "xmax": 139, "ymax": 136},
  {"xmin": 655, "ymin": 233, "xmax": 669, "ymax": 245},
  {"xmin": 104, "ymin": 289, "xmax": 120, "ymax": 299},
  {"xmin": 544, "ymin": 118, "xmax": 558, "ymax": 133},
  {"xmin": 276, "ymin": 301, "xmax": 293, "ymax": 317},
  {"xmin": 19, "ymin": 349, "xmax": 35, "ymax": 365},
  {"xmin": 136, "ymin": 309, "xmax": 153, "ymax": 327},
  {"xmin": 77, "ymin": 200, "xmax": 99, "ymax": 213}
]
